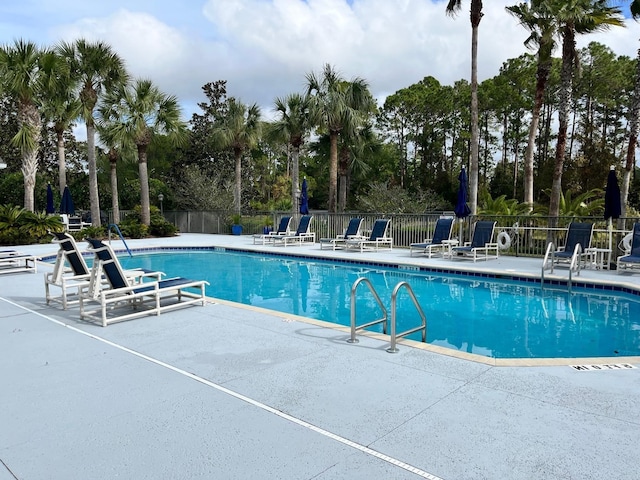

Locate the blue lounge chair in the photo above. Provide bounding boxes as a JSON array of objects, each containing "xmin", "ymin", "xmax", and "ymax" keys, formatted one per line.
[
  {"xmin": 451, "ymin": 220, "xmax": 498, "ymax": 262},
  {"xmin": 345, "ymin": 219, "xmax": 392, "ymax": 252},
  {"xmin": 544, "ymin": 222, "xmax": 593, "ymax": 274},
  {"xmin": 618, "ymin": 223, "xmax": 640, "ymax": 274},
  {"xmin": 272, "ymin": 215, "xmax": 315, "ymax": 247},
  {"xmin": 319, "ymin": 218, "xmax": 364, "ymax": 250},
  {"xmin": 409, "ymin": 217, "xmax": 454, "ymax": 257},
  {"xmin": 253, "ymin": 216, "xmax": 292, "ymax": 245},
  {"xmin": 79, "ymin": 239, "xmax": 208, "ymax": 326}
]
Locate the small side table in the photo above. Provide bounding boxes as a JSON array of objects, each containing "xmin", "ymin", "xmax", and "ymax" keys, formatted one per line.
[
  {"xmin": 585, "ymin": 247, "xmax": 612, "ymax": 270},
  {"xmin": 442, "ymin": 239, "xmax": 460, "ymax": 258}
]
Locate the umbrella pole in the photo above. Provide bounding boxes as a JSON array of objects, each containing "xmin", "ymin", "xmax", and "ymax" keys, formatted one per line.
[{"xmin": 608, "ymin": 219, "xmax": 613, "ymax": 270}]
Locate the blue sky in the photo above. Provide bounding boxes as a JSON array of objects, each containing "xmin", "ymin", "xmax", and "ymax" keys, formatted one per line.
[{"xmin": 2, "ymin": 0, "xmax": 640, "ymax": 123}]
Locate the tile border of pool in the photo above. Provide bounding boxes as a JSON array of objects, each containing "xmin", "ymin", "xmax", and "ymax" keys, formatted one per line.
[{"xmin": 48, "ymin": 244, "xmax": 640, "ymax": 367}]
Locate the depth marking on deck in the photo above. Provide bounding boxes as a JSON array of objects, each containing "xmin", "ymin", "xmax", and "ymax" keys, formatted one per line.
[
  {"xmin": 3, "ymin": 298, "xmax": 443, "ymax": 480},
  {"xmin": 570, "ymin": 363, "xmax": 637, "ymax": 371}
]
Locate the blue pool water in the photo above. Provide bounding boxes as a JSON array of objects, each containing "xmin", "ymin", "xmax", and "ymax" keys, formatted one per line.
[{"xmin": 118, "ymin": 249, "xmax": 640, "ymax": 360}]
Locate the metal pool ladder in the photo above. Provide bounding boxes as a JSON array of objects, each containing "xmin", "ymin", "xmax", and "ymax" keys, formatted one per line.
[{"xmin": 348, "ymin": 278, "xmax": 427, "ymax": 353}]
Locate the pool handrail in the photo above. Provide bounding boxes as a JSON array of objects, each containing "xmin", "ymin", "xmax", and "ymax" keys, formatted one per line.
[{"xmin": 348, "ymin": 277, "xmax": 387, "ymax": 343}]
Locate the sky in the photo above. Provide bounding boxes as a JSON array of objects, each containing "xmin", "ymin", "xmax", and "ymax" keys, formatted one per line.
[{"xmin": 2, "ymin": 0, "xmax": 640, "ymax": 125}]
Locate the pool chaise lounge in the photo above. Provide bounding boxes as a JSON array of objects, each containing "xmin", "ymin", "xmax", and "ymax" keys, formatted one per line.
[
  {"xmin": 253, "ymin": 216, "xmax": 292, "ymax": 245},
  {"xmin": 409, "ymin": 217, "xmax": 454, "ymax": 257},
  {"xmin": 345, "ymin": 219, "xmax": 393, "ymax": 252},
  {"xmin": 0, "ymin": 250, "xmax": 38, "ymax": 275},
  {"xmin": 272, "ymin": 215, "xmax": 315, "ymax": 247},
  {"xmin": 79, "ymin": 238, "xmax": 208, "ymax": 327},
  {"xmin": 543, "ymin": 221, "xmax": 594, "ymax": 274},
  {"xmin": 618, "ymin": 222, "xmax": 640, "ymax": 274},
  {"xmin": 45, "ymin": 232, "xmax": 163, "ymax": 310},
  {"xmin": 319, "ymin": 218, "xmax": 364, "ymax": 250},
  {"xmin": 451, "ymin": 220, "xmax": 498, "ymax": 262}
]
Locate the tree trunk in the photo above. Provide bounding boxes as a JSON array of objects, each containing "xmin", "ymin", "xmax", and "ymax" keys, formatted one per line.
[
  {"xmin": 56, "ymin": 128, "xmax": 67, "ymax": 195},
  {"xmin": 338, "ymin": 144, "xmax": 349, "ymax": 212},
  {"xmin": 234, "ymin": 148, "xmax": 242, "ymax": 215},
  {"xmin": 549, "ymin": 26, "xmax": 575, "ymax": 225},
  {"xmin": 291, "ymin": 144, "xmax": 300, "ymax": 215},
  {"xmin": 138, "ymin": 145, "xmax": 151, "ymax": 226},
  {"xmin": 87, "ymin": 121, "xmax": 101, "ymax": 226},
  {"xmin": 468, "ymin": 2, "xmax": 483, "ymax": 215},
  {"xmin": 18, "ymin": 102, "xmax": 41, "ymax": 212},
  {"xmin": 328, "ymin": 131, "xmax": 339, "ymax": 213},
  {"xmin": 622, "ymin": 48, "xmax": 640, "ymax": 220},
  {"xmin": 110, "ymin": 155, "xmax": 120, "ymax": 224}
]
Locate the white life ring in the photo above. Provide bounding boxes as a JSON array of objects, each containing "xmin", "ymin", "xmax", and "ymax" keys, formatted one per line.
[
  {"xmin": 497, "ymin": 231, "xmax": 511, "ymax": 250},
  {"xmin": 622, "ymin": 233, "xmax": 633, "ymax": 253}
]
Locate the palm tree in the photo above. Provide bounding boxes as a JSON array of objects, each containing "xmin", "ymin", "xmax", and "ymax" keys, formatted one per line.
[
  {"xmin": 40, "ymin": 50, "xmax": 81, "ymax": 196},
  {"xmin": 212, "ymin": 98, "xmax": 262, "ymax": 215},
  {"xmin": 621, "ymin": 0, "xmax": 640, "ymax": 217},
  {"xmin": 100, "ymin": 79, "xmax": 187, "ymax": 225},
  {"xmin": 270, "ymin": 93, "xmax": 317, "ymax": 214},
  {"xmin": 547, "ymin": 0, "xmax": 623, "ymax": 221},
  {"xmin": 0, "ymin": 40, "xmax": 53, "ymax": 212},
  {"xmin": 58, "ymin": 39, "xmax": 129, "ymax": 226},
  {"xmin": 446, "ymin": 0, "xmax": 484, "ymax": 215},
  {"xmin": 507, "ymin": 0, "xmax": 557, "ymax": 212},
  {"xmin": 305, "ymin": 64, "xmax": 373, "ymax": 212}
]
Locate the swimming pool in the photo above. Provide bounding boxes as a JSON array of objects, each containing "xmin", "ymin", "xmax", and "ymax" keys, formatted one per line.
[{"xmin": 118, "ymin": 249, "xmax": 640, "ymax": 360}]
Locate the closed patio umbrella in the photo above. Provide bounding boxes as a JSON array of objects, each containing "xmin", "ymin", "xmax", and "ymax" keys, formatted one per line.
[
  {"xmin": 300, "ymin": 178, "xmax": 309, "ymax": 215},
  {"xmin": 46, "ymin": 184, "xmax": 55, "ymax": 214},
  {"xmin": 604, "ymin": 165, "xmax": 621, "ymax": 267},
  {"xmin": 454, "ymin": 168, "xmax": 471, "ymax": 241},
  {"xmin": 60, "ymin": 185, "xmax": 75, "ymax": 215}
]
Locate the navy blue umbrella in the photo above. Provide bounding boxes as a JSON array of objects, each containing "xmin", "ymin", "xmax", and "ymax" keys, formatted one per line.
[
  {"xmin": 454, "ymin": 168, "xmax": 471, "ymax": 219},
  {"xmin": 46, "ymin": 184, "xmax": 55, "ymax": 214},
  {"xmin": 60, "ymin": 185, "xmax": 75, "ymax": 215},
  {"xmin": 300, "ymin": 178, "xmax": 309, "ymax": 215},
  {"xmin": 604, "ymin": 166, "xmax": 621, "ymax": 221}
]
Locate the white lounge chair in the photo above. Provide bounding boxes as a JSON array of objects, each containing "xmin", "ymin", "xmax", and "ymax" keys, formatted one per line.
[
  {"xmin": 253, "ymin": 216, "xmax": 292, "ymax": 244},
  {"xmin": 272, "ymin": 215, "xmax": 315, "ymax": 247},
  {"xmin": 345, "ymin": 219, "xmax": 393, "ymax": 252},
  {"xmin": 409, "ymin": 217, "xmax": 454, "ymax": 257},
  {"xmin": 0, "ymin": 250, "xmax": 38, "ymax": 275},
  {"xmin": 79, "ymin": 239, "xmax": 208, "ymax": 326},
  {"xmin": 319, "ymin": 218, "xmax": 364, "ymax": 250},
  {"xmin": 45, "ymin": 232, "xmax": 162, "ymax": 309},
  {"xmin": 618, "ymin": 222, "xmax": 640, "ymax": 274},
  {"xmin": 451, "ymin": 220, "xmax": 499, "ymax": 262},
  {"xmin": 542, "ymin": 221, "xmax": 594, "ymax": 274}
]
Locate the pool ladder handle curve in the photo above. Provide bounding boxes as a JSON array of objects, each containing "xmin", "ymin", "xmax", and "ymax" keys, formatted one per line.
[{"xmin": 348, "ymin": 278, "xmax": 427, "ymax": 353}]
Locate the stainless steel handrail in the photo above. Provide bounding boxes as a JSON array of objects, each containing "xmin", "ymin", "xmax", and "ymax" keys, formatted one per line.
[
  {"xmin": 541, "ymin": 242, "xmax": 555, "ymax": 288},
  {"xmin": 347, "ymin": 277, "xmax": 387, "ymax": 344},
  {"xmin": 386, "ymin": 281, "xmax": 427, "ymax": 354}
]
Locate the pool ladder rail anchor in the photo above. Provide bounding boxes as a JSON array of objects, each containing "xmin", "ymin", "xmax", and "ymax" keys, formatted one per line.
[{"xmin": 348, "ymin": 278, "xmax": 427, "ymax": 353}]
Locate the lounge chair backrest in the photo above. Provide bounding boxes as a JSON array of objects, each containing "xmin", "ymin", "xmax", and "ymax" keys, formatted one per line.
[
  {"xmin": 432, "ymin": 218, "xmax": 454, "ymax": 244},
  {"xmin": 470, "ymin": 221, "xmax": 496, "ymax": 248},
  {"xmin": 276, "ymin": 216, "xmax": 292, "ymax": 234},
  {"xmin": 344, "ymin": 218, "xmax": 363, "ymax": 237},
  {"xmin": 630, "ymin": 223, "xmax": 640, "ymax": 257},
  {"xmin": 295, "ymin": 215, "xmax": 313, "ymax": 235},
  {"xmin": 369, "ymin": 219, "xmax": 390, "ymax": 241},
  {"xmin": 564, "ymin": 222, "xmax": 593, "ymax": 252},
  {"xmin": 53, "ymin": 231, "xmax": 89, "ymax": 276},
  {"xmin": 86, "ymin": 238, "xmax": 128, "ymax": 290}
]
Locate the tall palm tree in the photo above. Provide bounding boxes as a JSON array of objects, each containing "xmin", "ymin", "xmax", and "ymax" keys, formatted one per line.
[
  {"xmin": 446, "ymin": 0, "xmax": 484, "ymax": 215},
  {"xmin": 0, "ymin": 40, "xmax": 52, "ymax": 212},
  {"xmin": 212, "ymin": 98, "xmax": 262, "ymax": 215},
  {"xmin": 270, "ymin": 93, "xmax": 317, "ymax": 214},
  {"xmin": 547, "ymin": 0, "xmax": 623, "ymax": 221},
  {"xmin": 507, "ymin": 0, "xmax": 557, "ymax": 211},
  {"xmin": 306, "ymin": 64, "xmax": 372, "ymax": 212},
  {"xmin": 41, "ymin": 50, "xmax": 81, "ymax": 196},
  {"xmin": 621, "ymin": 0, "xmax": 640, "ymax": 217},
  {"xmin": 100, "ymin": 79, "xmax": 187, "ymax": 225},
  {"xmin": 58, "ymin": 39, "xmax": 129, "ymax": 226}
]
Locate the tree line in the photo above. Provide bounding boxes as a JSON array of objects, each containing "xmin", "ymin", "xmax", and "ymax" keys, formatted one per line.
[{"xmin": 2, "ymin": 0, "xmax": 640, "ymax": 225}]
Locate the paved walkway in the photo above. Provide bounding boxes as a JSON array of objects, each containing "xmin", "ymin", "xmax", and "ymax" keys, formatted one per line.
[{"xmin": 1, "ymin": 234, "xmax": 640, "ymax": 479}]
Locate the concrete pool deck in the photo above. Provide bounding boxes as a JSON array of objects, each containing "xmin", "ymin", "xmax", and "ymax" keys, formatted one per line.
[{"xmin": 2, "ymin": 233, "xmax": 640, "ymax": 479}]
